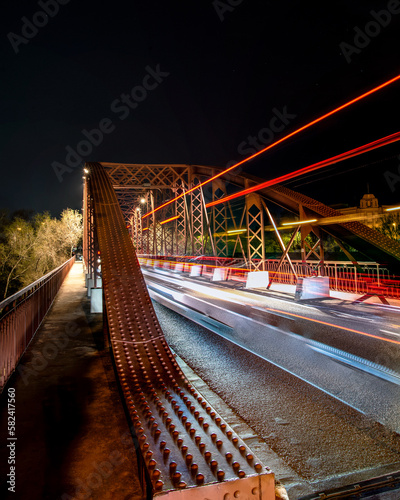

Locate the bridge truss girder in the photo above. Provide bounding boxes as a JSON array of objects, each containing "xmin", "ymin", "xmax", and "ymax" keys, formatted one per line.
[{"xmin": 95, "ymin": 162, "xmax": 400, "ymax": 275}]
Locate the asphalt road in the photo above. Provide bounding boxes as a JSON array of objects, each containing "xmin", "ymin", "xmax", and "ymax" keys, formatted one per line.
[{"xmin": 144, "ymin": 268, "xmax": 400, "ymax": 497}]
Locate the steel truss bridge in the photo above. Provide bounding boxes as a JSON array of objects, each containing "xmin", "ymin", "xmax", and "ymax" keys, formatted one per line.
[{"xmin": 82, "ymin": 162, "xmax": 400, "ymax": 498}]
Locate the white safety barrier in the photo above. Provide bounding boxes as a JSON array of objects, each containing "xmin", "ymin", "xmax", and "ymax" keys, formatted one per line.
[
  {"xmin": 174, "ymin": 263, "xmax": 184, "ymax": 273},
  {"xmin": 295, "ymin": 276, "xmax": 330, "ymax": 300},
  {"xmin": 245, "ymin": 271, "xmax": 269, "ymax": 289},
  {"xmin": 212, "ymin": 267, "xmax": 228, "ymax": 281},
  {"xmin": 190, "ymin": 265, "xmax": 203, "ymax": 277}
]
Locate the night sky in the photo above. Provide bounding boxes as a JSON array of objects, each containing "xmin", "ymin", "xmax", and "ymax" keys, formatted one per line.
[{"xmin": 2, "ymin": 1, "xmax": 400, "ymax": 217}]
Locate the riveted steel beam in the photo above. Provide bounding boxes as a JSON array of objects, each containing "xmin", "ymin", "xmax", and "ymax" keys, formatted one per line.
[{"xmin": 84, "ymin": 162, "xmax": 275, "ymax": 499}]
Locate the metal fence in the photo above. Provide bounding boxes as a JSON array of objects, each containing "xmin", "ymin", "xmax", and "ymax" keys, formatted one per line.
[
  {"xmin": 138, "ymin": 255, "xmax": 400, "ymax": 299},
  {"xmin": 0, "ymin": 257, "xmax": 75, "ymax": 391}
]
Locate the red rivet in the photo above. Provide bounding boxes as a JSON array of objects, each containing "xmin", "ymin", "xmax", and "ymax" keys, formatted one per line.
[
  {"xmin": 154, "ymin": 480, "xmax": 163, "ymax": 491},
  {"xmin": 196, "ymin": 473, "xmax": 204, "ymax": 485},
  {"xmin": 172, "ymin": 472, "xmax": 181, "ymax": 483},
  {"xmin": 217, "ymin": 470, "xmax": 225, "ymax": 481},
  {"xmin": 152, "ymin": 469, "xmax": 161, "ymax": 480}
]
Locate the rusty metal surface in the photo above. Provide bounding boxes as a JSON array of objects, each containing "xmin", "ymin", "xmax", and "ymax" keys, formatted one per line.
[{"xmin": 84, "ymin": 162, "xmax": 275, "ymax": 498}]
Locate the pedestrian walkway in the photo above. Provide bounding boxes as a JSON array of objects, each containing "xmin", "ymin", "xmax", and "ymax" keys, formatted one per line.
[{"xmin": 0, "ymin": 263, "xmax": 144, "ymax": 500}]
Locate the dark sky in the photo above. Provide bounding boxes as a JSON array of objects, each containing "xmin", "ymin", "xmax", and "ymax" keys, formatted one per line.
[{"xmin": 2, "ymin": 0, "xmax": 400, "ymax": 216}]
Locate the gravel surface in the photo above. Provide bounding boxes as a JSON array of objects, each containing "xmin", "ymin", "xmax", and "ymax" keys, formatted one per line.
[{"xmin": 152, "ymin": 300, "xmax": 400, "ymax": 496}]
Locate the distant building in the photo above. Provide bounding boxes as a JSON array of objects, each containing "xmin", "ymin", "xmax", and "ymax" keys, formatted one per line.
[{"xmin": 338, "ymin": 193, "xmax": 396, "ymax": 229}]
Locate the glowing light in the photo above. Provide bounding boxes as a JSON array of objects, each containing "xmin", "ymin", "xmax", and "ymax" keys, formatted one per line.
[
  {"xmin": 206, "ymin": 130, "xmax": 400, "ymax": 208},
  {"xmin": 282, "ymin": 219, "xmax": 317, "ymax": 226},
  {"xmin": 160, "ymin": 215, "xmax": 180, "ymax": 225},
  {"xmin": 84, "ymin": 168, "xmax": 90, "ymax": 174},
  {"xmin": 143, "ymin": 74, "xmax": 400, "ymax": 219},
  {"xmin": 227, "ymin": 229, "xmax": 247, "ymax": 234},
  {"xmin": 386, "ymin": 206, "xmax": 400, "ymax": 212},
  {"xmin": 140, "ymin": 198, "xmax": 146, "ymax": 204},
  {"xmin": 264, "ymin": 307, "xmax": 400, "ymax": 345},
  {"xmin": 136, "ymin": 207, "xmax": 140, "ymax": 211}
]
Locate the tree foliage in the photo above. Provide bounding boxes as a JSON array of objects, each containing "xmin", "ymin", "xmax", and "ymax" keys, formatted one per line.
[
  {"xmin": 0, "ymin": 208, "xmax": 82, "ymax": 299},
  {"xmin": 376, "ymin": 212, "xmax": 400, "ymax": 241}
]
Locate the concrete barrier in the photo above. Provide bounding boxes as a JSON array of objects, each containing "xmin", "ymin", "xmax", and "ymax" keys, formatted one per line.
[
  {"xmin": 212, "ymin": 267, "xmax": 228, "ymax": 281},
  {"xmin": 174, "ymin": 262, "xmax": 184, "ymax": 273},
  {"xmin": 245, "ymin": 271, "xmax": 269, "ymax": 289},
  {"xmin": 295, "ymin": 276, "xmax": 330, "ymax": 300},
  {"xmin": 190, "ymin": 265, "xmax": 203, "ymax": 277}
]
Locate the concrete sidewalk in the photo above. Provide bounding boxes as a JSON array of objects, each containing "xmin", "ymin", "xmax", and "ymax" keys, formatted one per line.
[{"xmin": 0, "ymin": 263, "xmax": 144, "ymax": 500}]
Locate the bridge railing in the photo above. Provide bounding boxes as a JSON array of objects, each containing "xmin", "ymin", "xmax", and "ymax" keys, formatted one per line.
[
  {"xmin": 0, "ymin": 257, "xmax": 75, "ymax": 392},
  {"xmin": 139, "ymin": 255, "xmax": 400, "ymax": 299}
]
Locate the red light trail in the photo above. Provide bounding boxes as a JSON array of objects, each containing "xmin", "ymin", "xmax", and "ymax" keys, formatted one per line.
[
  {"xmin": 206, "ymin": 130, "xmax": 400, "ymax": 207},
  {"xmin": 160, "ymin": 215, "xmax": 180, "ymax": 225},
  {"xmin": 264, "ymin": 306, "xmax": 400, "ymax": 345},
  {"xmin": 142, "ymin": 73, "xmax": 400, "ymax": 219}
]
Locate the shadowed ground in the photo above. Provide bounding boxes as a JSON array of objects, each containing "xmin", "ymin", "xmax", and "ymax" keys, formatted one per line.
[{"xmin": 0, "ymin": 263, "xmax": 144, "ymax": 500}]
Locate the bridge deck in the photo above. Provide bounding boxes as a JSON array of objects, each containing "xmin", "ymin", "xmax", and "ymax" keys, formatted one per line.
[{"xmin": 0, "ymin": 262, "xmax": 144, "ymax": 500}]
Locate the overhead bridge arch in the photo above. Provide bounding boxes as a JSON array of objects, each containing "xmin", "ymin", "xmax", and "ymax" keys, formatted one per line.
[{"xmin": 98, "ymin": 162, "xmax": 400, "ymax": 275}]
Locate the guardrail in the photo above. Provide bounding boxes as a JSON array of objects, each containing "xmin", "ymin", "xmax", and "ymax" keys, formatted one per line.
[
  {"xmin": 0, "ymin": 257, "xmax": 75, "ymax": 391},
  {"xmin": 138, "ymin": 255, "xmax": 400, "ymax": 299}
]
